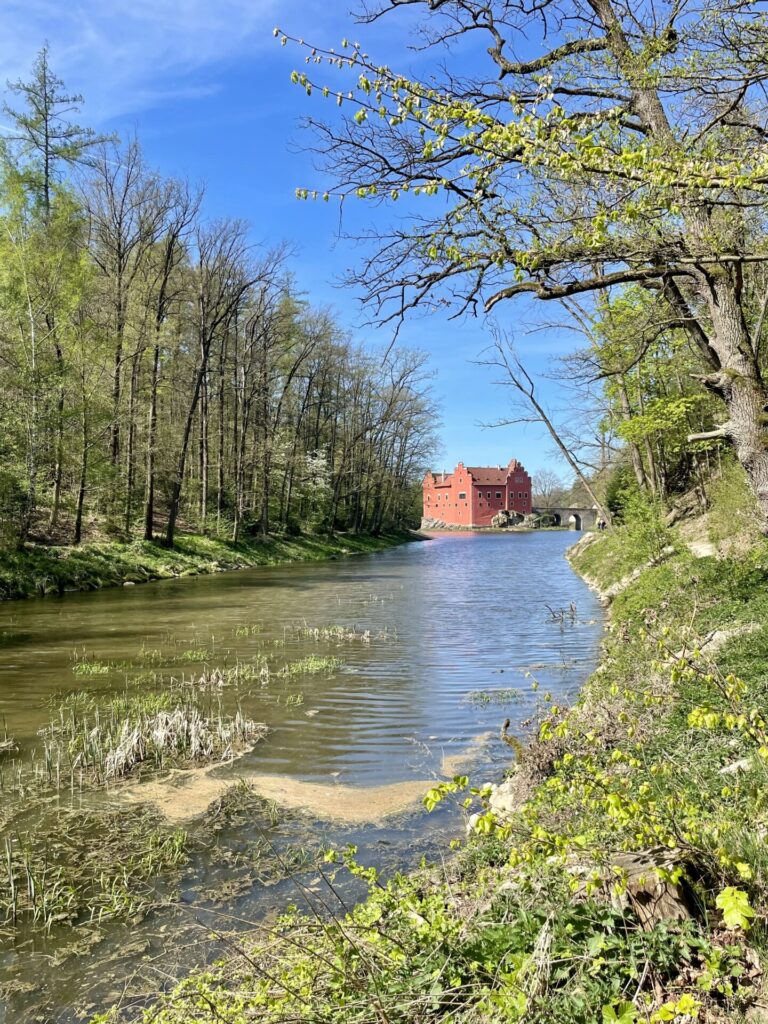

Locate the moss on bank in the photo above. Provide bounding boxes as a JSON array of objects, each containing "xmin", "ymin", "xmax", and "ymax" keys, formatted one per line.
[
  {"xmin": 0, "ymin": 530, "xmax": 416, "ymax": 601},
  {"xmin": 91, "ymin": 519, "xmax": 768, "ymax": 1024}
]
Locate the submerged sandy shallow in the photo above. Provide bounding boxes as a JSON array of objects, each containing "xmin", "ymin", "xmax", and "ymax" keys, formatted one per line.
[{"xmin": 119, "ymin": 731, "xmax": 496, "ymax": 825}]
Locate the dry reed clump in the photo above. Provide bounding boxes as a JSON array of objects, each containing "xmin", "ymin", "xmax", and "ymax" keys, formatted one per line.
[
  {"xmin": 23, "ymin": 695, "xmax": 268, "ymax": 792},
  {"xmin": 98, "ymin": 705, "xmax": 266, "ymax": 781}
]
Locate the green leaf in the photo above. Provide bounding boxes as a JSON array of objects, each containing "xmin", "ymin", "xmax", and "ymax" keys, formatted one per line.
[
  {"xmin": 602, "ymin": 1002, "xmax": 636, "ymax": 1024},
  {"xmin": 716, "ymin": 887, "xmax": 755, "ymax": 930}
]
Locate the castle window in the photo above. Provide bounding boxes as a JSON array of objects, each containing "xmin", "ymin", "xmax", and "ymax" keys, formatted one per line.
[
  {"xmin": 458, "ymin": 492, "xmax": 466, "ymax": 499},
  {"xmin": 495, "ymin": 492, "xmax": 501, "ymax": 498}
]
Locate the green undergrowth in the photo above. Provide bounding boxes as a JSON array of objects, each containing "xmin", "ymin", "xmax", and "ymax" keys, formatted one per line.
[
  {"xmin": 94, "ymin": 525, "xmax": 768, "ymax": 1024},
  {"xmin": 571, "ymin": 513, "xmax": 677, "ymax": 593},
  {"xmin": 0, "ymin": 529, "xmax": 415, "ymax": 600}
]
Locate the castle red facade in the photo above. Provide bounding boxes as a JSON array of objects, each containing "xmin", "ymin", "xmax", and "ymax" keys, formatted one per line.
[{"xmin": 422, "ymin": 460, "xmax": 533, "ymax": 528}]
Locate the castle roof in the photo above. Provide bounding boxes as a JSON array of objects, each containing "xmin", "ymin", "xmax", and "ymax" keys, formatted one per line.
[
  {"xmin": 425, "ymin": 470, "xmax": 454, "ymax": 485},
  {"xmin": 466, "ymin": 467, "xmax": 509, "ymax": 485},
  {"xmin": 424, "ymin": 460, "xmax": 528, "ymax": 487},
  {"xmin": 466, "ymin": 460, "xmax": 526, "ymax": 485}
]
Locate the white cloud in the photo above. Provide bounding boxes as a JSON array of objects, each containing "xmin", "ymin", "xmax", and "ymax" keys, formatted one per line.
[{"xmin": 0, "ymin": 0, "xmax": 286, "ymax": 121}]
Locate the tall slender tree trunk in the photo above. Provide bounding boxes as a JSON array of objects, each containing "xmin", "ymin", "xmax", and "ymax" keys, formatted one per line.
[
  {"xmin": 165, "ymin": 367, "xmax": 204, "ymax": 548},
  {"xmin": 111, "ymin": 290, "xmax": 124, "ymax": 464},
  {"xmin": 617, "ymin": 380, "xmax": 647, "ymax": 490},
  {"xmin": 74, "ymin": 403, "xmax": 88, "ymax": 545},
  {"xmin": 49, "ymin": 337, "xmax": 65, "ymax": 533},
  {"xmin": 125, "ymin": 348, "xmax": 141, "ymax": 534},
  {"xmin": 216, "ymin": 334, "xmax": 227, "ymax": 530},
  {"xmin": 200, "ymin": 373, "xmax": 209, "ymax": 524},
  {"xmin": 144, "ymin": 336, "xmax": 160, "ymax": 541}
]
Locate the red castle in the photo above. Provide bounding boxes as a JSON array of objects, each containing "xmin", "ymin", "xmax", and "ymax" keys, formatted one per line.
[{"xmin": 422, "ymin": 459, "xmax": 533, "ymax": 528}]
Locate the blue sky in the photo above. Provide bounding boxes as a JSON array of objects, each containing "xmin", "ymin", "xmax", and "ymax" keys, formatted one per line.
[{"xmin": 0, "ymin": 0, "xmax": 587, "ymax": 482}]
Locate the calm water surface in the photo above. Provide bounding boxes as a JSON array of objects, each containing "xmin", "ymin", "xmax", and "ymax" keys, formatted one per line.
[{"xmin": 0, "ymin": 530, "xmax": 603, "ymax": 1021}]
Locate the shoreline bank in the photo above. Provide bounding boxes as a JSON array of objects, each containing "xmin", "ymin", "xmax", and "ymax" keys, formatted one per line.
[{"xmin": 0, "ymin": 529, "xmax": 420, "ymax": 602}]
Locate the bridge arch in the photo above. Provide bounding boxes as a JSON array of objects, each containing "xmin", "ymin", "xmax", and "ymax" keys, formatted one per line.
[{"xmin": 568, "ymin": 512, "xmax": 582, "ymax": 531}]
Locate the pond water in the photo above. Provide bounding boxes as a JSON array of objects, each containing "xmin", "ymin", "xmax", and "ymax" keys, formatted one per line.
[{"xmin": 0, "ymin": 530, "xmax": 603, "ymax": 1022}]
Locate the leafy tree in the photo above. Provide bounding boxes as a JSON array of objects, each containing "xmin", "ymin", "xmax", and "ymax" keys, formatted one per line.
[
  {"xmin": 3, "ymin": 46, "xmax": 107, "ymax": 529},
  {"xmin": 569, "ymin": 286, "xmax": 717, "ymax": 501},
  {"xmin": 4, "ymin": 43, "xmax": 107, "ymax": 219},
  {"xmin": 285, "ymin": 0, "xmax": 768, "ymax": 528},
  {"xmin": 0, "ymin": 169, "xmax": 91, "ymax": 540}
]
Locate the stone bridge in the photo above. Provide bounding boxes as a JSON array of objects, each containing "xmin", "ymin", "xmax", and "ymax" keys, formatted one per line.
[{"xmin": 533, "ymin": 506, "xmax": 599, "ymax": 531}]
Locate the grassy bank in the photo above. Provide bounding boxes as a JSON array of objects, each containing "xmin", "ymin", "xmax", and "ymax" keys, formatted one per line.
[
  {"xmin": 93, "ymin": 509, "xmax": 768, "ymax": 1024},
  {"xmin": 0, "ymin": 530, "xmax": 416, "ymax": 601}
]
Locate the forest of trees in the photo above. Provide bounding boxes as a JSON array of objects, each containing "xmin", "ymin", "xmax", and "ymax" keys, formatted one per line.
[{"xmin": 0, "ymin": 48, "xmax": 437, "ymax": 550}]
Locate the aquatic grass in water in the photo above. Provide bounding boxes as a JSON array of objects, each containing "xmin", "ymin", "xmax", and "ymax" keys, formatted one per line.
[
  {"xmin": 233, "ymin": 623, "xmax": 262, "ymax": 638},
  {"xmin": 178, "ymin": 648, "xmax": 213, "ymax": 663},
  {"xmin": 69, "ymin": 641, "xmax": 225, "ymax": 679},
  {"xmin": 277, "ymin": 655, "xmax": 343, "ymax": 678},
  {"xmin": 0, "ymin": 687, "xmax": 267, "ymax": 797},
  {"xmin": 71, "ymin": 660, "xmax": 112, "ymax": 677},
  {"xmin": 465, "ymin": 688, "xmax": 523, "ymax": 706},
  {"xmin": 293, "ymin": 623, "xmax": 395, "ymax": 643},
  {"xmin": 0, "ymin": 807, "xmax": 188, "ymax": 932}
]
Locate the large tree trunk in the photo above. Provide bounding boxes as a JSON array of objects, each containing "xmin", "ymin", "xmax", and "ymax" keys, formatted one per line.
[
  {"xmin": 111, "ymin": 291, "xmax": 124, "ymax": 465},
  {"xmin": 216, "ymin": 334, "xmax": 227, "ymax": 530},
  {"xmin": 705, "ymin": 278, "xmax": 768, "ymax": 524},
  {"xmin": 124, "ymin": 348, "xmax": 141, "ymax": 535},
  {"xmin": 591, "ymin": 0, "xmax": 768, "ymax": 527},
  {"xmin": 200, "ymin": 373, "xmax": 209, "ymax": 524}
]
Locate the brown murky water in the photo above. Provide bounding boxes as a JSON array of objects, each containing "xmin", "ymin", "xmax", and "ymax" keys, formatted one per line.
[{"xmin": 0, "ymin": 530, "xmax": 603, "ymax": 1022}]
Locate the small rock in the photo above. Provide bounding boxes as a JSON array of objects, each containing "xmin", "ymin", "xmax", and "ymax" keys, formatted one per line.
[{"xmin": 720, "ymin": 757, "xmax": 751, "ymax": 776}]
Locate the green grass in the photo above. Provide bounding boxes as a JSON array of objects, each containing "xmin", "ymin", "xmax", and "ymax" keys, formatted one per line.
[{"xmin": 0, "ymin": 529, "xmax": 417, "ymax": 601}]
